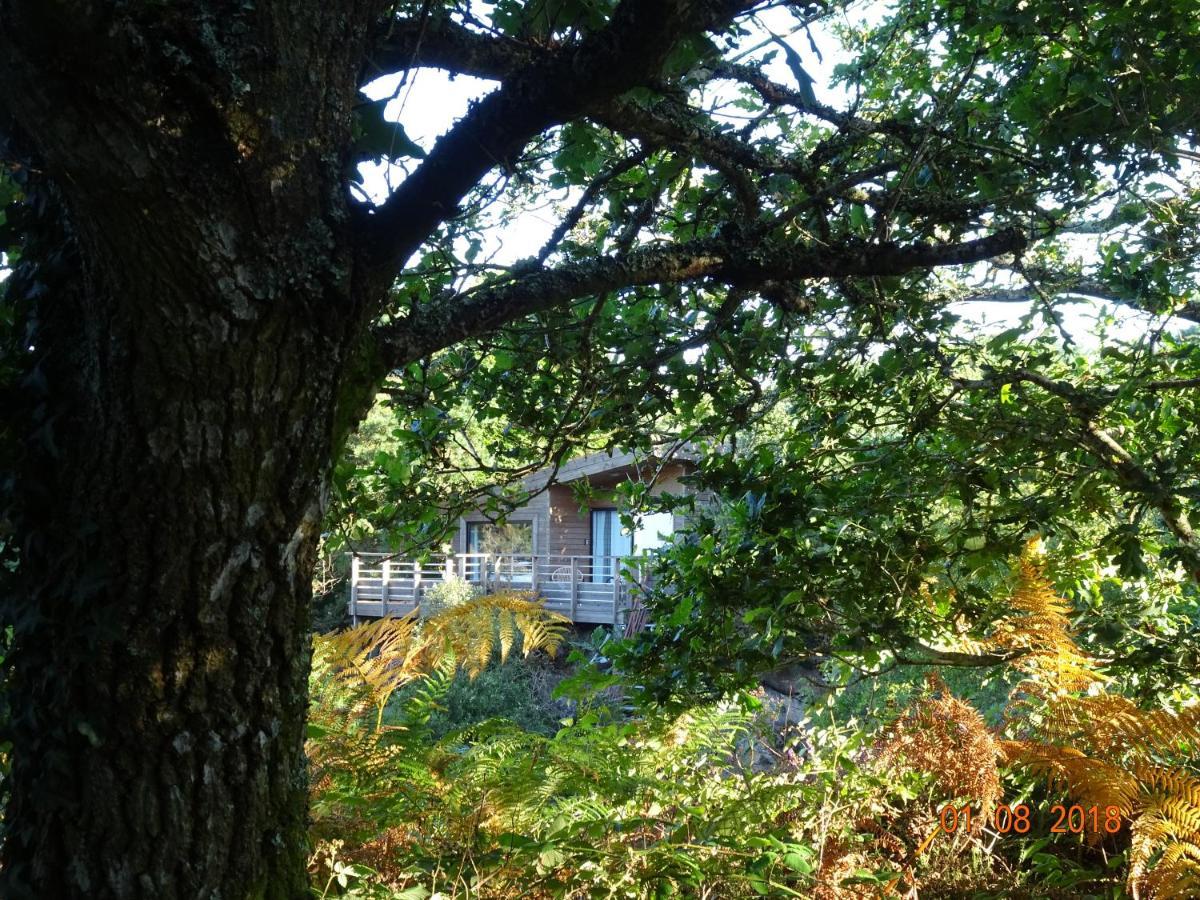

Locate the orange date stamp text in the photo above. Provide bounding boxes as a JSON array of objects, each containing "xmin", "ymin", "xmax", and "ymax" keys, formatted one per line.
[{"xmin": 919, "ymin": 803, "xmax": 1122, "ymax": 855}]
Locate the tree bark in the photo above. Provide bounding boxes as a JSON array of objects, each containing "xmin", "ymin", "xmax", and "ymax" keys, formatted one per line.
[
  {"xmin": 3, "ymin": 233, "xmax": 334, "ymax": 898},
  {"xmin": 0, "ymin": 3, "xmax": 381, "ymax": 895}
]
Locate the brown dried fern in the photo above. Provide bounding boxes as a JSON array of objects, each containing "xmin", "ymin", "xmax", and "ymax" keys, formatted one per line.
[{"xmin": 877, "ymin": 672, "xmax": 1003, "ymax": 827}]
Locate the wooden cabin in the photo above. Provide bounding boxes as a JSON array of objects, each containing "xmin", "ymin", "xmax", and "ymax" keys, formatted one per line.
[{"xmin": 347, "ymin": 448, "xmax": 703, "ymax": 628}]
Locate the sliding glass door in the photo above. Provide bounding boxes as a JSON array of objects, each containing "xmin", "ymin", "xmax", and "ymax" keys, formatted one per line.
[{"xmin": 591, "ymin": 509, "xmax": 632, "ymax": 582}]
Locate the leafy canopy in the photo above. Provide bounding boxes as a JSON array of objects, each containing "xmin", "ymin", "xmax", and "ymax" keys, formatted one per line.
[{"xmin": 313, "ymin": 0, "xmax": 1200, "ymax": 699}]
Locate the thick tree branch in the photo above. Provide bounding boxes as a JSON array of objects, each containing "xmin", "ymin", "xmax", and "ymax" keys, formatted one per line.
[
  {"xmin": 358, "ymin": 0, "xmax": 758, "ymax": 283},
  {"xmin": 896, "ymin": 642, "xmax": 1026, "ymax": 667},
  {"xmin": 596, "ymin": 95, "xmax": 808, "ymax": 178},
  {"xmin": 1147, "ymin": 375, "xmax": 1200, "ymax": 391},
  {"xmin": 365, "ymin": 16, "xmax": 535, "ymax": 82},
  {"xmin": 378, "ymin": 227, "xmax": 1026, "ymax": 367}
]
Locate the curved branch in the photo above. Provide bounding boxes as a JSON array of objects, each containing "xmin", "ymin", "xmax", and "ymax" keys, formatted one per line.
[
  {"xmin": 952, "ymin": 367, "xmax": 1200, "ymax": 583},
  {"xmin": 378, "ymin": 227, "xmax": 1026, "ymax": 367},
  {"xmin": 713, "ymin": 60, "xmax": 913, "ymax": 140},
  {"xmin": 365, "ymin": 16, "xmax": 535, "ymax": 82},
  {"xmin": 535, "ymin": 148, "xmax": 652, "ymax": 264},
  {"xmin": 358, "ymin": 0, "xmax": 758, "ymax": 284},
  {"xmin": 596, "ymin": 95, "xmax": 808, "ymax": 176}
]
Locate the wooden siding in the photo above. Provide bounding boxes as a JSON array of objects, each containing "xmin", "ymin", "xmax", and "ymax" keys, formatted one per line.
[
  {"xmin": 548, "ymin": 484, "xmax": 593, "ymax": 557},
  {"xmin": 451, "ymin": 454, "xmax": 706, "ymax": 563},
  {"xmin": 546, "ymin": 462, "xmax": 695, "ymax": 558}
]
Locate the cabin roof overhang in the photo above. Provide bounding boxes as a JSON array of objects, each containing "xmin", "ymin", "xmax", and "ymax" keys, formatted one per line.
[{"xmin": 521, "ymin": 447, "xmax": 698, "ymax": 492}]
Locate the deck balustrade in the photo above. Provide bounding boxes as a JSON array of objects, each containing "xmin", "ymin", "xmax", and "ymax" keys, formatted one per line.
[{"xmin": 347, "ymin": 552, "xmax": 651, "ymax": 626}]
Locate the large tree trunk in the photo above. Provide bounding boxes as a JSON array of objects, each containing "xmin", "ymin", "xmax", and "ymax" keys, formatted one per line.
[
  {"xmin": 0, "ymin": 3, "xmax": 382, "ymax": 896},
  {"xmin": 3, "ymin": 240, "xmax": 335, "ymax": 897}
]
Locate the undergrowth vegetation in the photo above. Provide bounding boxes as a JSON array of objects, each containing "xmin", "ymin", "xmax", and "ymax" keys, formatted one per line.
[{"xmin": 307, "ymin": 548, "xmax": 1199, "ymax": 899}]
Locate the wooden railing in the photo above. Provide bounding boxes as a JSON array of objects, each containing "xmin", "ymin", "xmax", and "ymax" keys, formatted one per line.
[{"xmin": 347, "ymin": 552, "xmax": 651, "ymax": 626}]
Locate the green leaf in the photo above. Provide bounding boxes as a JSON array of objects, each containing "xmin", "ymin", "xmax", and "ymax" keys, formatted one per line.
[
  {"xmin": 849, "ymin": 204, "xmax": 869, "ymax": 232},
  {"xmin": 782, "ymin": 849, "xmax": 814, "ymax": 874},
  {"xmin": 355, "ymin": 98, "xmax": 426, "ymax": 160}
]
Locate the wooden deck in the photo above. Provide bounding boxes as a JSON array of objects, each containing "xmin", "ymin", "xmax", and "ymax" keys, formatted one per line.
[{"xmin": 347, "ymin": 552, "xmax": 652, "ymax": 627}]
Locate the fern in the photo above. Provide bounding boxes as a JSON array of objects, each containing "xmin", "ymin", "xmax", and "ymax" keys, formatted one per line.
[
  {"xmin": 310, "ymin": 659, "xmax": 853, "ymax": 897},
  {"xmin": 308, "ymin": 590, "xmax": 570, "ymax": 883},
  {"xmin": 317, "ymin": 590, "xmax": 568, "ymax": 726},
  {"xmin": 880, "ymin": 542, "xmax": 1199, "ymax": 897},
  {"xmin": 987, "ymin": 541, "xmax": 1200, "ymax": 898},
  {"xmin": 876, "ymin": 672, "xmax": 1003, "ymax": 825}
]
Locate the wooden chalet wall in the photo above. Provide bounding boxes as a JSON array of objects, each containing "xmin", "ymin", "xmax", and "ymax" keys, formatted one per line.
[{"xmin": 449, "ymin": 452, "xmax": 703, "ymax": 558}]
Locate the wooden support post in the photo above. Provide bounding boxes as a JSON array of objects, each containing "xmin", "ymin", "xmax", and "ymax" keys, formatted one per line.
[
  {"xmin": 350, "ymin": 554, "xmax": 360, "ymax": 625},
  {"xmin": 381, "ymin": 559, "xmax": 391, "ymax": 617},
  {"xmin": 569, "ymin": 557, "xmax": 579, "ymax": 621}
]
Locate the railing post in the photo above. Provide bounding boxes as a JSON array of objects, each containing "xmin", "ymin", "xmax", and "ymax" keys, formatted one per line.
[
  {"xmin": 444, "ymin": 555, "xmax": 453, "ymax": 581},
  {"xmin": 612, "ymin": 557, "xmax": 621, "ymax": 625},
  {"xmin": 381, "ymin": 559, "xmax": 391, "ymax": 617},
  {"xmin": 569, "ymin": 557, "xmax": 579, "ymax": 621},
  {"xmin": 350, "ymin": 554, "xmax": 360, "ymax": 626},
  {"xmin": 412, "ymin": 560, "xmax": 422, "ymax": 613},
  {"xmin": 531, "ymin": 554, "xmax": 540, "ymax": 595}
]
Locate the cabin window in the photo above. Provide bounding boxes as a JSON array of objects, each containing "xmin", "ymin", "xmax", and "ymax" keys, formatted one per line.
[
  {"xmin": 465, "ymin": 521, "xmax": 533, "ymax": 555},
  {"xmin": 633, "ymin": 512, "xmax": 674, "ymax": 552},
  {"xmin": 465, "ymin": 521, "xmax": 534, "ymax": 584}
]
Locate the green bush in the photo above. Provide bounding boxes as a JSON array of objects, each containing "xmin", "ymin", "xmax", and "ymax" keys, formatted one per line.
[
  {"xmin": 419, "ymin": 575, "xmax": 478, "ymax": 619},
  {"xmin": 831, "ymin": 661, "xmax": 1018, "ymax": 727},
  {"xmin": 415, "ymin": 656, "xmax": 568, "ymax": 740}
]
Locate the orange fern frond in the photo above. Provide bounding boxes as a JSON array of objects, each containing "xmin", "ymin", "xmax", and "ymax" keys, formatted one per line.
[
  {"xmin": 1000, "ymin": 739, "xmax": 1140, "ymax": 817},
  {"xmin": 877, "ymin": 674, "xmax": 1003, "ymax": 823},
  {"xmin": 987, "ymin": 545, "xmax": 1105, "ymax": 694},
  {"xmin": 986, "ymin": 542, "xmax": 1200, "ymax": 898}
]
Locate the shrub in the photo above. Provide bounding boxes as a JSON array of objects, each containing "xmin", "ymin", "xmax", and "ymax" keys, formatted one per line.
[
  {"xmin": 405, "ymin": 656, "xmax": 569, "ymax": 740},
  {"xmin": 419, "ymin": 575, "xmax": 478, "ymax": 619},
  {"xmin": 307, "ymin": 596, "xmax": 902, "ymax": 897}
]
